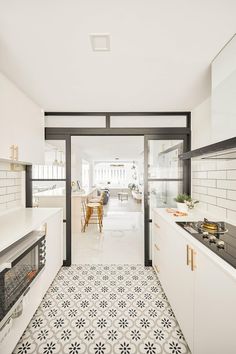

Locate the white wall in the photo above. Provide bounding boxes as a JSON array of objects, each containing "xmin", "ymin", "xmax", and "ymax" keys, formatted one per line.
[
  {"xmin": 191, "ymin": 98, "xmax": 212, "ymax": 150},
  {"xmin": 71, "ymin": 150, "xmax": 93, "ymax": 189}
]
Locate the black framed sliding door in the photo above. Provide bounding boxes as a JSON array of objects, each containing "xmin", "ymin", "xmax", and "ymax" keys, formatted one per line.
[
  {"xmin": 144, "ymin": 135, "xmax": 190, "ymax": 265},
  {"xmin": 24, "ymin": 111, "xmax": 191, "ymax": 267}
]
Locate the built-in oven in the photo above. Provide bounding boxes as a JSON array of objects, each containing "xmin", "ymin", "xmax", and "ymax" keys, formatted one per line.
[{"xmin": 0, "ymin": 225, "xmax": 46, "ymax": 330}]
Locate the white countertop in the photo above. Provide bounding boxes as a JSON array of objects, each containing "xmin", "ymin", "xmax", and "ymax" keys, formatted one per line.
[
  {"xmin": 0, "ymin": 208, "xmax": 61, "ymax": 253},
  {"xmin": 153, "ymin": 207, "xmax": 236, "ymax": 226},
  {"xmin": 72, "ymin": 188, "xmax": 97, "ymax": 198},
  {"xmin": 153, "ymin": 207, "xmax": 236, "ymax": 280},
  {"xmin": 34, "ymin": 187, "xmax": 65, "ymax": 197},
  {"xmin": 34, "ymin": 187, "xmax": 96, "ymax": 198}
]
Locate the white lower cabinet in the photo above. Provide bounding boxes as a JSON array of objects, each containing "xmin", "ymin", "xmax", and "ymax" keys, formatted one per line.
[
  {"xmin": 152, "ymin": 213, "xmax": 194, "ymax": 351},
  {"xmin": 194, "ymin": 250, "xmax": 236, "ymax": 354},
  {"xmin": 152, "ymin": 211, "xmax": 236, "ymax": 354}
]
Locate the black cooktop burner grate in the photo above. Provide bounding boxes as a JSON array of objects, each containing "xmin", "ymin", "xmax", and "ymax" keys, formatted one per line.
[{"xmin": 176, "ymin": 220, "xmax": 236, "ymax": 269}]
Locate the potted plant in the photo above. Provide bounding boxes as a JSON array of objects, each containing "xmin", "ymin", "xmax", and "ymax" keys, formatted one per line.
[
  {"xmin": 174, "ymin": 193, "xmax": 192, "ymax": 212},
  {"xmin": 128, "ymin": 183, "xmax": 136, "ymax": 191}
]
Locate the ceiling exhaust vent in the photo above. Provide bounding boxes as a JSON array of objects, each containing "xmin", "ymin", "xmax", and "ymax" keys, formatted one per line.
[{"xmin": 90, "ymin": 33, "xmax": 110, "ymax": 52}]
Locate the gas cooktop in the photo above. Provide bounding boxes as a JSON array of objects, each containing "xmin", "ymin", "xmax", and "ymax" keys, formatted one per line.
[{"xmin": 176, "ymin": 219, "xmax": 236, "ymax": 269}]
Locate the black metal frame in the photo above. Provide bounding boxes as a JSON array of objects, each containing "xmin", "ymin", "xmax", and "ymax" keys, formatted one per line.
[{"xmin": 27, "ymin": 112, "xmax": 191, "ymax": 266}]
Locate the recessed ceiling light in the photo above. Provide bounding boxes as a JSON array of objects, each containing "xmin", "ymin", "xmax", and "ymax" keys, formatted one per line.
[{"xmin": 90, "ymin": 33, "xmax": 110, "ymax": 52}]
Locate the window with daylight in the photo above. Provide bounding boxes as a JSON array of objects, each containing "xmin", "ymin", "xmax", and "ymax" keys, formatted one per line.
[
  {"xmin": 32, "ymin": 164, "xmax": 65, "ymax": 180},
  {"xmin": 94, "ymin": 162, "xmax": 139, "ymax": 188}
]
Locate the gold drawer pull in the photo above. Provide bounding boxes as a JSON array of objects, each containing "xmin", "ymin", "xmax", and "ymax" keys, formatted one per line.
[
  {"xmin": 10, "ymin": 145, "xmax": 15, "ymax": 160},
  {"xmin": 191, "ymin": 249, "xmax": 197, "ymax": 271},
  {"xmin": 154, "ymin": 243, "xmax": 160, "ymax": 251},
  {"xmin": 14, "ymin": 145, "xmax": 19, "ymax": 161},
  {"xmin": 186, "ymin": 245, "xmax": 192, "ymax": 266},
  {"xmin": 154, "ymin": 265, "xmax": 160, "ymax": 273},
  {"xmin": 154, "ymin": 222, "xmax": 160, "ymax": 229}
]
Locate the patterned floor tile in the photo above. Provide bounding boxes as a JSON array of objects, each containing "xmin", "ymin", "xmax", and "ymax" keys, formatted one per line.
[{"xmin": 13, "ymin": 265, "xmax": 191, "ymax": 354}]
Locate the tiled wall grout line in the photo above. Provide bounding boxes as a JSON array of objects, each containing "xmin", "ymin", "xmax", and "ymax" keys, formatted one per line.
[
  {"xmin": 192, "ymin": 159, "xmax": 236, "ymax": 221},
  {"xmin": 0, "ymin": 162, "xmax": 24, "ymax": 212}
]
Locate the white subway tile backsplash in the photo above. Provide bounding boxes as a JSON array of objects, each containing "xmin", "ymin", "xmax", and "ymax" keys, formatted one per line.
[
  {"xmin": 217, "ymin": 180, "xmax": 236, "ymax": 190},
  {"xmin": 192, "ymin": 159, "xmax": 236, "ymax": 221},
  {"xmin": 217, "ymin": 160, "xmax": 236, "ymax": 170},
  {"xmin": 6, "ymin": 185, "xmax": 21, "ymax": 194},
  {"xmin": 15, "ymin": 192, "xmax": 21, "ymax": 200},
  {"xmin": 192, "ymin": 186, "xmax": 208, "ymax": 194},
  {"xmin": 0, "ymin": 171, "xmax": 7, "ymax": 178},
  {"xmin": 192, "ymin": 160, "xmax": 216, "ymax": 171},
  {"xmin": 192, "ymin": 178, "xmax": 202, "ymax": 186},
  {"xmin": 6, "ymin": 171, "xmax": 21, "ymax": 178},
  {"xmin": 192, "ymin": 192, "xmax": 200, "ymax": 201},
  {"xmin": 227, "ymin": 170, "xmax": 236, "ymax": 180},
  {"xmin": 14, "ymin": 178, "xmax": 22, "ymax": 186},
  {"xmin": 0, "ymin": 187, "xmax": 6, "ymax": 196},
  {"xmin": 227, "ymin": 209, "xmax": 236, "ymax": 223},
  {"xmin": 0, "ymin": 203, "xmax": 7, "ymax": 210},
  {"xmin": 0, "ymin": 179, "xmax": 6, "ymax": 187},
  {"xmin": 208, "ymin": 187, "xmax": 227, "ymax": 198},
  {"xmin": 0, "ymin": 162, "xmax": 24, "ymax": 213},
  {"xmin": 217, "ymin": 198, "xmax": 236, "ymax": 212},
  {"xmin": 5, "ymin": 179, "xmax": 15, "ymax": 187},
  {"xmin": 207, "ymin": 204, "xmax": 227, "ymax": 219},
  {"xmin": 6, "ymin": 199, "xmax": 21, "ymax": 209},
  {"xmin": 6, "ymin": 193, "xmax": 16, "ymax": 202},
  {"xmin": 208, "ymin": 170, "xmax": 227, "ymax": 179},
  {"xmin": 0, "ymin": 195, "xmax": 7, "ymax": 203},
  {"xmin": 199, "ymin": 194, "xmax": 217, "ymax": 205},
  {"xmin": 227, "ymin": 190, "xmax": 236, "ymax": 200},
  {"xmin": 200, "ymin": 179, "xmax": 217, "ymax": 188},
  {"xmin": 192, "ymin": 171, "xmax": 208, "ymax": 179},
  {"xmin": 196, "ymin": 201, "xmax": 208, "ymax": 211}
]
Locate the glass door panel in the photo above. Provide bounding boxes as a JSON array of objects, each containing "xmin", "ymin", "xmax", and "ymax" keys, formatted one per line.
[
  {"xmin": 144, "ymin": 136, "xmax": 187, "ymax": 265},
  {"xmin": 148, "ymin": 140, "xmax": 183, "ymax": 179},
  {"xmin": 148, "ymin": 180, "xmax": 183, "ymax": 219}
]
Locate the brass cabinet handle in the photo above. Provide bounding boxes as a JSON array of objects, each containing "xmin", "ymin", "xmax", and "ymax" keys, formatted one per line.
[
  {"xmin": 154, "ymin": 243, "xmax": 160, "ymax": 251},
  {"xmin": 10, "ymin": 145, "xmax": 19, "ymax": 161},
  {"xmin": 14, "ymin": 145, "xmax": 19, "ymax": 161},
  {"xmin": 191, "ymin": 249, "xmax": 197, "ymax": 271},
  {"xmin": 187, "ymin": 245, "xmax": 192, "ymax": 266},
  {"xmin": 154, "ymin": 265, "xmax": 160, "ymax": 273},
  {"xmin": 154, "ymin": 222, "xmax": 160, "ymax": 229},
  {"xmin": 10, "ymin": 145, "xmax": 15, "ymax": 160}
]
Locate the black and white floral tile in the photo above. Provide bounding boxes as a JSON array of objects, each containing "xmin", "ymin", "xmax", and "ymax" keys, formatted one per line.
[{"xmin": 13, "ymin": 265, "xmax": 191, "ymax": 354}]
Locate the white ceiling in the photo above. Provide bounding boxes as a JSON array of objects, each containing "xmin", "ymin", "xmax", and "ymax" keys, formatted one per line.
[
  {"xmin": 71, "ymin": 136, "xmax": 144, "ymax": 161},
  {"xmin": 0, "ymin": 0, "xmax": 235, "ymax": 111}
]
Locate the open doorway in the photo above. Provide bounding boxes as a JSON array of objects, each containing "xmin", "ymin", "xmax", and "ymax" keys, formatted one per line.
[{"xmin": 71, "ymin": 136, "xmax": 144, "ymax": 264}]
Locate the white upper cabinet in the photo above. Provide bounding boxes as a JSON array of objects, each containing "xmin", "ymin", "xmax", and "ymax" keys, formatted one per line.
[
  {"xmin": 0, "ymin": 72, "xmax": 44, "ymax": 164},
  {"xmin": 211, "ymin": 35, "xmax": 236, "ymax": 143}
]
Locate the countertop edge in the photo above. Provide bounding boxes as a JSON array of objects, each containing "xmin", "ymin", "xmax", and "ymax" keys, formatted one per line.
[{"xmin": 0, "ymin": 208, "xmax": 62, "ymax": 254}]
